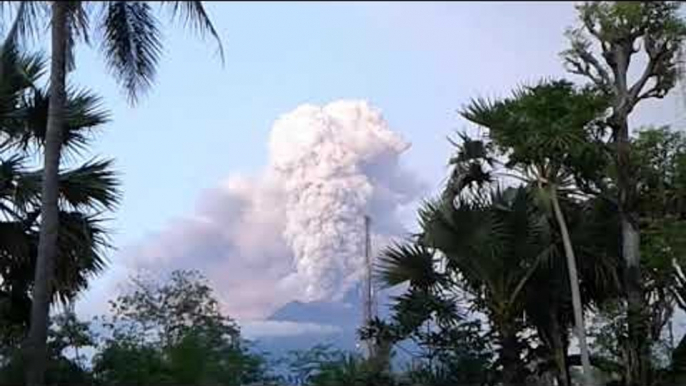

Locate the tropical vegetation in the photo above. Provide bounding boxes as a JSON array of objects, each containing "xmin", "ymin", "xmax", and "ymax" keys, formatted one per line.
[{"xmin": 2, "ymin": 1, "xmax": 686, "ymax": 386}]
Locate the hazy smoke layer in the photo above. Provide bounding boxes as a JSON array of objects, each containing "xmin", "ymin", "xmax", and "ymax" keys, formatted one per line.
[{"xmin": 123, "ymin": 100, "xmax": 422, "ymax": 319}]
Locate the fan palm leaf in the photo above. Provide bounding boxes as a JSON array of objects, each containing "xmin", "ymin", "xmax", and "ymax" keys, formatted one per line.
[
  {"xmin": 0, "ymin": 42, "xmax": 119, "ymax": 336},
  {"xmin": 377, "ymin": 242, "xmax": 440, "ymax": 290}
]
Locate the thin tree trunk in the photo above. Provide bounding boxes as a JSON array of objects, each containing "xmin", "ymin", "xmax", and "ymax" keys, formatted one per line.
[
  {"xmin": 553, "ymin": 341, "xmax": 571, "ymax": 386},
  {"xmin": 614, "ymin": 114, "xmax": 650, "ymax": 386},
  {"xmin": 550, "ymin": 190, "xmax": 594, "ymax": 386},
  {"xmin": 499, "ymin": 326, "xmax": 523, "ymax": 386},
  {"xmin": 24, "ymin": 3, "xmax": 69, "ymax": 386},
  {"xmin": 548, "ymin": 314, "xmax": 571, "ymax": 386},
  {"xmin": 607, "ymin": 37, "xmax": 651, "ymax": 384},
  {"xmin": 623, "ymin": 215, "xmax": 648, "ymax": 386}
]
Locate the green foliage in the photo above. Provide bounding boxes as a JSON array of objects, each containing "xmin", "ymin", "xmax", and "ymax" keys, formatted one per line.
[
  {"xmin": 462, "ymin": 79, "xmax": 608, "ymax": 172},
  {"xmin": 1, "ymin": 4, "xmax": 685, "ymax": 386},
  {"xmin": 0, "ymin": 41, "xmax": 120, "ymax": 342},
  {"xmin": 378, "ymin": 243, "xmax": 441, "ymax": 290},
  {"xmin": 563, "ymin": 2, "xmax": 686, "ymax": 104},
  {"xmin": 0, "ymin": 309, "xmax": 96, "ymax": 385},
  {"xmin": 378, "ymin": 186, "xmax": 558, "ymax": 385},
  {"xmin": 400, "ymin": 319, "xmax": 493, "ymax": 386},
  {"xmin": 104, "ymin": 269, "xmax": 240, "ymax": 347},
  {"xmin": 92, "ymin": 269, "xmax": 269, "ymax": 386},
  {"xmin": 282, "ymin": 344, "xmax": 396, "ymax": 386},
  {"xmin": 93, "ymin": 338, "xmax": 171, "ymax": 385},
  {"xmin": 380, "ymin": 77, "xmax": 634, "ymax": 385},
  {"xmin": 633, "ymin": 127, "xmax": 686, "ymax": 221},
  {"xmin": 461, "ymin": 78, "xmax": 611, "ymax": 197}
]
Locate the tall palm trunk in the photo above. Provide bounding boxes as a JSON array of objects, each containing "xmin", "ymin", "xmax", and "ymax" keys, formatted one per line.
[
  {"xmin": 24, "ymin": 3, "xmax": 69, "ymax": 386},
  {"xmin": 550, "ymin": 189, "xmax": 594, "ymax": 386}
]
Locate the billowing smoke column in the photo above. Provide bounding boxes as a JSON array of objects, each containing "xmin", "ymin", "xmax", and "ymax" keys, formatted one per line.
[
  {"xmin": 123, "ymin": 100, "xmax": 422, "ymax": 319},
  {"xmin": 270, "ymin": 101, "xmax": 415, "ymax": 301}
]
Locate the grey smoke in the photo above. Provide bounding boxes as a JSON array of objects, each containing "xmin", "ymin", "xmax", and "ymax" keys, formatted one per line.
[{"xmin": 121, "ymin": 100, "xmax": 423, "ymax": 320}]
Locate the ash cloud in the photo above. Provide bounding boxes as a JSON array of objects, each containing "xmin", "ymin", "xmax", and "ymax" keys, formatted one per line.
[{"xmin": 122, "ymin": 100, "xmax": 423, "ymax": 320}]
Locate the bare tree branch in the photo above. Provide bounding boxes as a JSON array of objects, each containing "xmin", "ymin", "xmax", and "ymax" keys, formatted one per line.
[
  {"xmin": 563, "ymin": 29, "xmax": 612, "ymax": 90},
  {"xmin": 629, "ymin": 40, "xmax": 674, "ymax": 104}
]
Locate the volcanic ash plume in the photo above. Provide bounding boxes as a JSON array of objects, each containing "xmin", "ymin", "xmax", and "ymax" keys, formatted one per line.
[
  {"xmin": 269, "ymin": 101, "xmax": 418, "ymax": 302},
  {"xmin": 124, "ymin": 100, "xmax": 422, "ymax": 318}
]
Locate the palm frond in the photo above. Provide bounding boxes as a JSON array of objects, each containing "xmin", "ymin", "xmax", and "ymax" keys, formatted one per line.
[
  {"xmin": 446, "ymin": 133, "xmax": 498, "ymax": 198},
  {"xmin": 52, "ymin": 211, "xmax": 111, "ymax": 302},
  {"xmin": 63, "ymin": 87, "xmax": 110, "ymax": 153},
  {"xmin": 1, "ymin": 1, "xmax": 48, "ymax": 48},
  {"xmin": 460, "ymin": 97, "xmax": 509, "ymax": 130},
  {"xmin": 0, "ymin": 211, "xmax": 111, "ymax": 311},
  {"xmin": 0, "ymin": 219, "xmax": 31, "ymax": 259},
  {"xmin": 17, "ymin": 86, "xmax": 109, "ymax": 154},
  {"xmin": 390, "ymin": 287, "xmax": 458, "ymax": 335},
  {"xmin": 66, "ymin": 1, "xmax": 91, "ymax": 45},
  {"xmin": 10, "ymin": 210, "xmax": 112, "ymax": 304},
  {"xmin": 377, "ymin": 242, "xmax": 439, "ymax": 289},
  {"xmin": 163, "ymin": 1, "xmax": 224, "ymax": 63},
  {"xmin": 0, "ymin": 154, "xmax": 40, "ymax": 213},
  {"xmin": 10, "ymin": 159, "xmax": 120, "ymax": 213},
  {"xmin": 55, "ymin": 2, "xmax": 91, "ymax": 73},
  {"xmin": 101, "ymin": 1, "xmax": 163, "ymax": 104},
  {"xmin": 0, "ymin": 40, "xmax": 46, "ymax": 150},
  {"xmin": 421, "ymin": 187, "xmax": 557, "ymax": 313},
  {"xmin": 0, "ymin": 33, "xmax": 46, "ymax": 89},
  {"xmin": 58, "ymin": 158, "xmax": 121, "ymax": 211}
]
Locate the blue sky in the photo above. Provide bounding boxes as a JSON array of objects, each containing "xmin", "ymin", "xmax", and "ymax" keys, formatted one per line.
[
  {"xmin": 68, "ymin": 2, "xmax": 684, "ymax": 325},
  {"xmin": 72, "ymin": 2, "xmax": 574, "ymax": 247}
]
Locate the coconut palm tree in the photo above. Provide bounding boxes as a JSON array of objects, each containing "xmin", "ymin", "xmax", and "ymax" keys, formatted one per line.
[
  {"xmin": 459, "ymin": 79, "xmax": 609, "ymax": 386},
  {"xmin": 0, "ymin": 2, "xmax": 221, "ymax": 383},
  {"xmin": 0, "ymin": 38, "xmax": 118, "ymax": 377}
]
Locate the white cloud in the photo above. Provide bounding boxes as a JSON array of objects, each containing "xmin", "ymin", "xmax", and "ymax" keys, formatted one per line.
[{"xmin": 240, "ymin": 320, "xmax": 342, "ymax": 339}]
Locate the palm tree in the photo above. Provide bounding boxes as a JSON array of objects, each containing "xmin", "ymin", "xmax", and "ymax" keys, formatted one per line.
[
  {"xmin": 524, "ymin": 194, "xmax": 621, "ymax": 386},
  {"xmin": 0, "ymin": 41, "xmax": 119, "ymax": 348},
  {"xmin": 379, "ymin": 187, "xmax": 621, "ymax": 386},
  {"xmin": 380, "ymin": 187, "xmax": 555, "ymax": 386},
  {"xmin": 1, "ymin": 2, "xmax": 222, "ymax": 383},
  {"xmin": 460, "ymin": 79, "xmax": 609, "ymax": 386}
]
